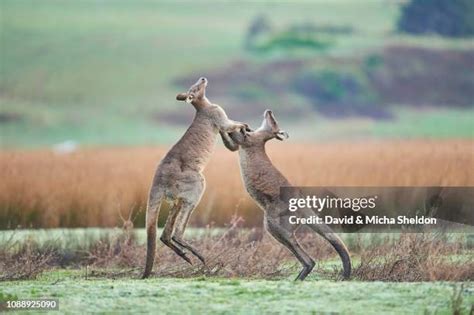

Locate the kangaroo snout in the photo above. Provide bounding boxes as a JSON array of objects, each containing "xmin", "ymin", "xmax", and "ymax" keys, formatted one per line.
[
  {"xmin": 275, "ymin": 130, "xmax": 289, "ymax": 141},
  {"xmin": 176, "ymin": 76, "xmax": 208, "ymax": 104}
]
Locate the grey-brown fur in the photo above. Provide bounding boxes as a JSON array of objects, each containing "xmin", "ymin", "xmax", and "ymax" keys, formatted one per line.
[
  {"xmin": 224, "ymin": 110, "xmax": 351, "ymax": 280},
  {"xmin": 142, "ymin": 77, "xmax": 248, "ymax": 279}
]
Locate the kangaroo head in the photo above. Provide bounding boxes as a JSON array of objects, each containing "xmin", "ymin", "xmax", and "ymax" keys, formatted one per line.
[
  {"xmin": 230, "ymin": 110, "xmax": 289, "ymax": 147},
  {"xmin": 176, "ymin": 77, "xmax": 209, "ymax": 108}
]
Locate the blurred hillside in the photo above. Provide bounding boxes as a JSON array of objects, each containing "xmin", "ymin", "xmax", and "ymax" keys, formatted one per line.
[{"xmin": 1, "ymin": 0, "xmax": 473, "ymax": 148}]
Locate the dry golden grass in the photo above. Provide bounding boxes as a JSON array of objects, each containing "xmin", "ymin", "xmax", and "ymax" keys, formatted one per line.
[{"xmin": 0, "ymin": 140, "xmax": 473, "ymax": 228}]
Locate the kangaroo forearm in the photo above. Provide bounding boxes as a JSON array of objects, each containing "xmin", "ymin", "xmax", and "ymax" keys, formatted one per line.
[
  {"xmin": 220, "ymin": 119, "xmax": 245, "ymax": 132},
  {"xmin": 220, "ymin": 131, "xmax": 239, "ymax": 151}
]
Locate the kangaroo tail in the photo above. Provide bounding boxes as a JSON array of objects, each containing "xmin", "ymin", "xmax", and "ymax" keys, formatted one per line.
[
  {"xmin": 142, "ymin": 186, "xmax": 164, "ymax": 279},
  {"xmin": 308, "ymin": 223, "xmax": 351, "ymax": 279}
]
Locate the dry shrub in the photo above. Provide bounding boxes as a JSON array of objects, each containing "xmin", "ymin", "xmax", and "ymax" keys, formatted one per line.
[
  {"xmin": 1, "ymin": 222, "xmax": 472, "ymax": 282},
  {"xmin": 353, "ymin": 233, "xmax": 474, "ymax": 282},
  {"xmin": 0, "ymin": 236, "xmax": 55, "ymax": 281},
  {"xmin": 1, "ymin": 140, "xmax": 473, "ymax": 228},
  {"xmin": 86, "ymin": 221, "xmax": 473, "ymax": 282},
  {"xmin": 87, "ymin": 217, "xmax": 140, "ymax": 269}
]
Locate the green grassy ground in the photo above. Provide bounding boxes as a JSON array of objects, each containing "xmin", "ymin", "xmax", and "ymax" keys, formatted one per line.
[
  {"xmin": 1, "ymin": 0, "xmax": 473, "ymax": 147},
  {"xmin": 1, "ymin": 229, "xmax": 473, "ymax": 313},
  {"xmin": 1, "ymin": 270, "xmax": 472, "ymax": 314}
]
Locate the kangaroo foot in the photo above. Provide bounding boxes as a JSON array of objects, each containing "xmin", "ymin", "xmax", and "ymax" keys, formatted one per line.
[
  {"xmin": 160, "ymin": 237, "xmax": 193, "ymax": 265},
  {"xmin": 294, "ymin": 268, "xmax": 310, "ymax": 281},
  {"xmin": 172, "ymin": 236, "xmax": 206, "ymax": 265},
  {"xmin": 295, "ymin": 262, "xmax": 315, "ymax": 281}
]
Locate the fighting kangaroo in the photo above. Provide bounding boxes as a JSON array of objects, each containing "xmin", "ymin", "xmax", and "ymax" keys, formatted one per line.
[
  {"xmin": 223, "ymin": 110, "xmax": 351, "ymax": 280},
  {"xmin": 142, "ymin": 77, "xmax": 248, "ymax": 279}
]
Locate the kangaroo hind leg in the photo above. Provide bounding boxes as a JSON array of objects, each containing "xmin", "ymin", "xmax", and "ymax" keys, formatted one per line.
[
  {"xmin": 172, "ymin": 200, "xmax": 206, "ymax": 265},
  {"xmin": 172, "ymin": 180, "xmax": 206, "ymax": 265},
  {"xmin": 266, "ymin": 218, "xmax": 315, "ymax": 281},
  {"xmin": 308, "ymin": 223, "xmax": 351, "ymax": 279},
  {"xmin": 160, "ymin": 198, "xmax": 193, "ymax": 265}
]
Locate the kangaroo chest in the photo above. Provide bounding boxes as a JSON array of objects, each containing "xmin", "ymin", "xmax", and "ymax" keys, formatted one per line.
[
  {"xmin": 162, "ymin": 118, "xmax": 218, "ymax": 173},
  {"xmin": 239, "ymin": 150, "xmax": 284, "ymax": 209}
]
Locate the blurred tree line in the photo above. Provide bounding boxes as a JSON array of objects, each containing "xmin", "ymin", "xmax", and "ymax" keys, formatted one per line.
[
  {"xmin": 398, "ymin": 0, "xmax": 474, "ymax": 37},
  {"xmin": 245, "ymin": 0, "xmax": 474, "ymax": 53}
]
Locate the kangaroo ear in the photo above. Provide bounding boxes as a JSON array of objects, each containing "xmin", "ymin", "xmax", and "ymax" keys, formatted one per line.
[
  {"xmin": 176, "ymin": 93, "xmax": 188, "ymax": 101},
  {"xmin": 264, "ymin": 110, "xmax": 280, "ymax": 132}
]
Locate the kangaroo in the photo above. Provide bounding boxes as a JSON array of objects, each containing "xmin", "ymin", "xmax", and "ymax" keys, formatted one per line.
[
  {"xmin": 142, "ymin": 77, "xmax": 249, "ymax": 279},
  {"xmin": 223, "ymin": 110, "xmax": 351, "ymax": 280}
]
